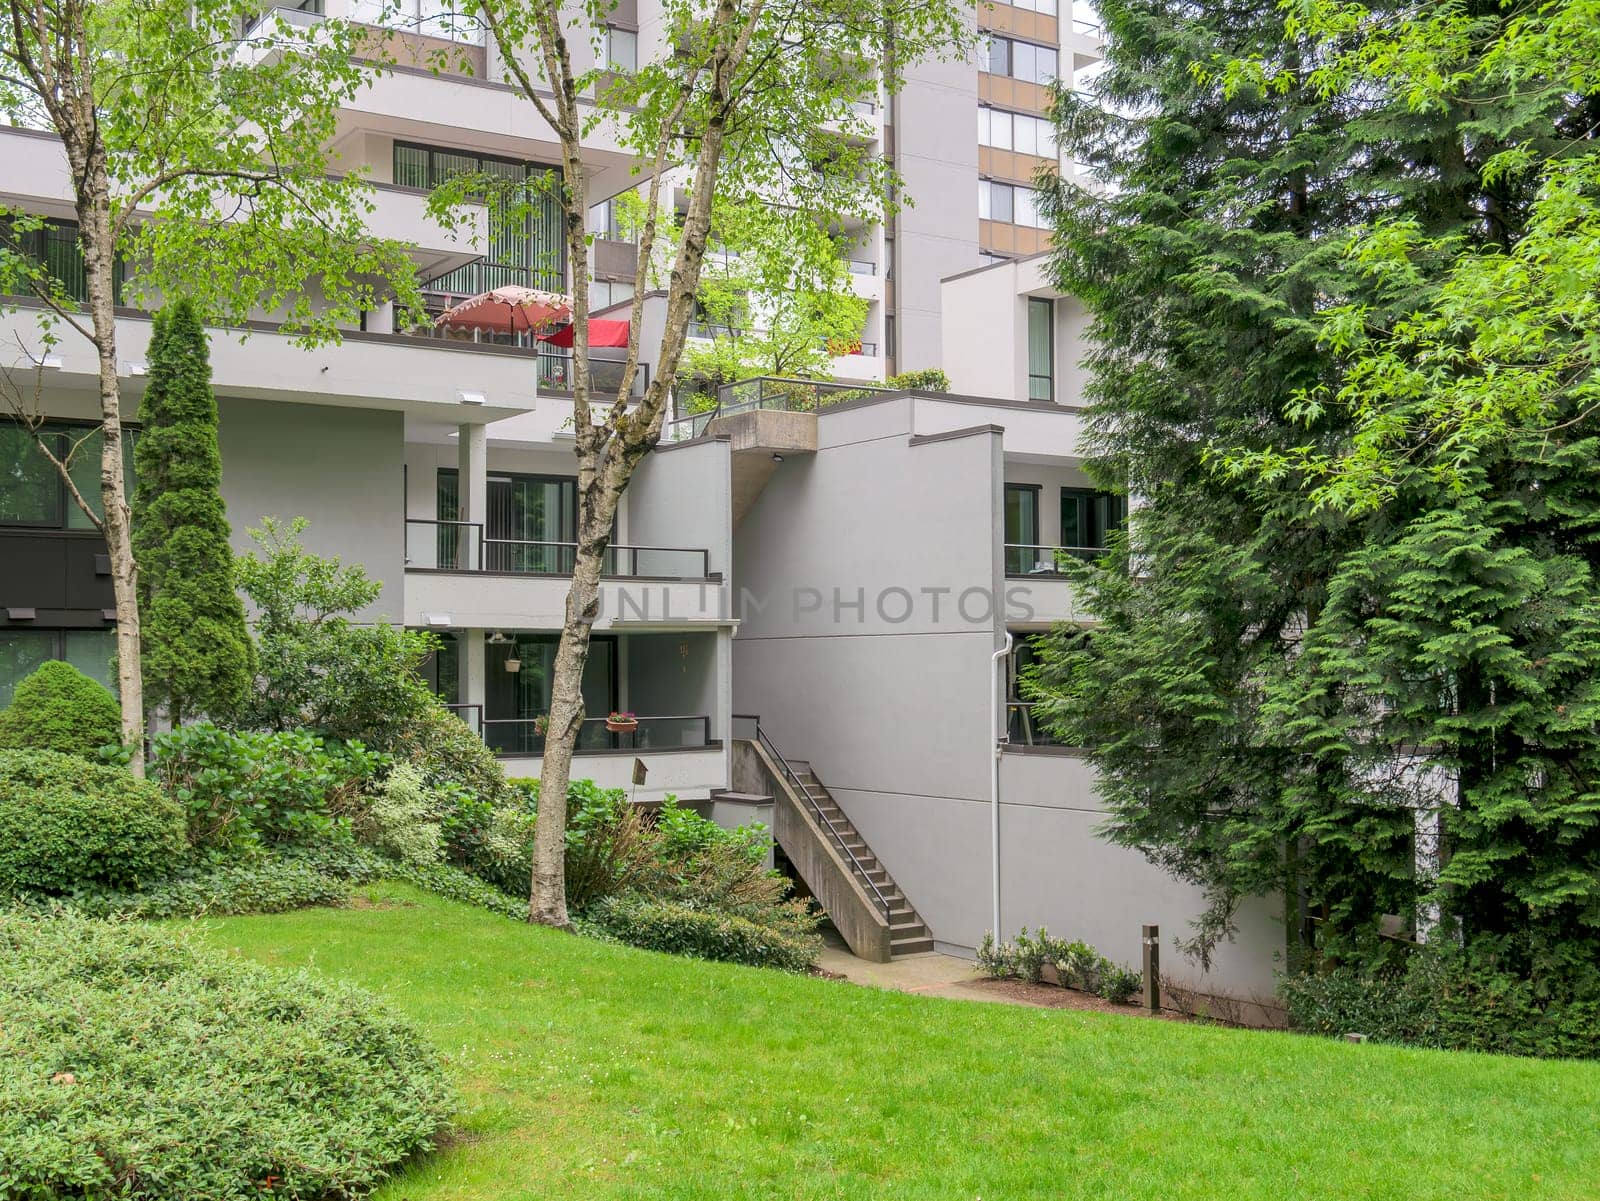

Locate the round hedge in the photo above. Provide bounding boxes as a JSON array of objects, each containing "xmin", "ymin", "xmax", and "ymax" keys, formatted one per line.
[
  {"xmin": 0, "ymin": 660, "xmax": 122, "ymax": 758},
  {"xmin": 0, "ymin": 750, "xmax": 186, "ymax": 894},
  {"xmin": 0, "ymin": 911, "xmax": 452, "ymax": 1200}
]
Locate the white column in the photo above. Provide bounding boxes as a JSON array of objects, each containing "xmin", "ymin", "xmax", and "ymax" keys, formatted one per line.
[
  {"xmin": 457, "ymin": 422, "xmax": 488, "ymax": 569},
  {"xmin": 460, "ymin": 627, "xmax": 486, "ymax": 729}
]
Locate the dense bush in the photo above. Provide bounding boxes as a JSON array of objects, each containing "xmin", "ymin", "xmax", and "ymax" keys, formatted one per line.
[
  {"xmin": 885, "ymin": 367, "xmax": 950, "ymax": 392},
  {"xmin": 0, "ymin": 911, "xmax": 451, "ymax": 1200},
  {"xmin": 34, "ymin": 849, "xmax": 370, "ymax": 919},
  {"xmin": 1281, "ymin": 943, "xmax": 1600, "ymax": 1059},
  {"xmin": 0, "ymin": 660, "xmax": 122, "ymax": 758},
  {"xmin": 590, "ymin": 895, "xmax": 821, "ymax": 972},
  {"xmin": 392, "ymin": 700, "xmax": 514, "ymax": 805},
  {"xmin": 0, "ymin": 750, "xmax": 185, "ymax": 894},
  {"xmin": 360, "ymin": 763, "xmax": 444, "ymax": 866},
  {"xmin": 150, "ymin": 721, "xmax": 385, "ymax": 852},
  {"xmin": 235, "ymin": 517, "xmax": 442, "ymax": 746},
  {"xmin": 978, "ymin": 927, "xmax": 1144, "ymax": 1004}
]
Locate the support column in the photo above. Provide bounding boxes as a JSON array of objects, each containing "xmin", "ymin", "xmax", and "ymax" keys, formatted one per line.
[
  {"xmin": 460, "ymin": 628, "xmax": 486, "ymax": 734},
  {"xmin": 457, "ymin": 422, "xmax": 487, "ymax": 569}
]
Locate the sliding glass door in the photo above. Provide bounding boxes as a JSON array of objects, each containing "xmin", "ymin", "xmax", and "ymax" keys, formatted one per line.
[
  {"xmin": 1004, "ymin": 483, "xmax": 1040, "ymax": 574},
  {"xmin": 438, "ymin": 468, "xmax": 577, "ymax": 574},
  {"xmin": 483, "ymin": 634, "xmax": 616, "ymax": 753}
]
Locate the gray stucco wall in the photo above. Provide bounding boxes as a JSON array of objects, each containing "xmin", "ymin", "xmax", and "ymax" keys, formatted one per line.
[
  {"xmin": 732, "ymin": 394, "xmax": 1284, "ymax": 1001},
  {"xmin": 625, "ymin": 631, "xmax": 718, "ymax": 732},
  {"xmin": 219, "ymin": 398, "xmax": 405, "ymax": 622},
  {"xmin": 626, "ymin": 437, "xmax": 733, "ymax": 578}
]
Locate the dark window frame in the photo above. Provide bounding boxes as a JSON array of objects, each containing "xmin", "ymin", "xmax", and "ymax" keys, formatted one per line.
[
  {"xmin": 0, "ymin": 417, "xmax": 137, "ymax": 531},
  {"xmin": 1027, "ymin": 296, "xmax": 1054, "ymax": 401}
]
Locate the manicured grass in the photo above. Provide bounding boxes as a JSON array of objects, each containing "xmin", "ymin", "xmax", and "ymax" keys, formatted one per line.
[{"xmin": 198, "ymin": 885, "xmax": 1600, "ymax": 1200}]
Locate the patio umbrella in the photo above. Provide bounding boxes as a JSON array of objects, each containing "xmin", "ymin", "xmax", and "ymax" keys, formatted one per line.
[{"xmin": 433, "ymin": 285, "xmax": 573, "ymax": 336}]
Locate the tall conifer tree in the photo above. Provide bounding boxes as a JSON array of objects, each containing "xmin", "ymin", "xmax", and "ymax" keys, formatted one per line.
[
  {"xmin": 1030, "ymin": 0, "xmax": 1576, "ymax": 969},
  {"xmin": 131, "ymin": 300, "xmax": 252, "ymax": 725}
]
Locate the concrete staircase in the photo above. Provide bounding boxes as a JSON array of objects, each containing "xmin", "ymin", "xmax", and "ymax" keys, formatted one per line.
[
  {"xmin": 787, "ymin": 761, "xmax": 935, "ymax": 958},
  {"xmin": 731, "ymin": 731, "xmax": 932, "ymax": 961}
]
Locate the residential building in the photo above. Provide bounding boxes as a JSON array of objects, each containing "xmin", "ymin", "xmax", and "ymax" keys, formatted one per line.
[
  {"xmin": 0, "ymin": 0, "xmax": 736, "ymax": 803},
  {"xmin": 888, "ymin": 0, "xmax": 1103, "ymax": 374},
  {"xmin": 0, "ymin": 1, "xmax": 1282, "ymax": 1005}
]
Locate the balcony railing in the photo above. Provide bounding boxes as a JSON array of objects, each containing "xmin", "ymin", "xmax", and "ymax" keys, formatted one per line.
[
  {"xmin": 666, "ymin": 375, "xmax": 891, "ymax": 440},
  {"xmin": 1004, "ymin": 543, "xmax": 1106, "ymax": 576},
  {"xmin": 483, "ymin": 714, "xmax": 713, "ymax": 757},
  {"xmin": 406, "ymin": 519, "xmax": 711, "ymax": 578},
  {"xmin": 847, "ymin": 258, "xmax": 877, "ymax": 275}
]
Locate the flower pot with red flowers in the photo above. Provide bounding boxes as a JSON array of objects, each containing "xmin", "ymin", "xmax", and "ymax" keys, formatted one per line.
[{"xmin": 605, "ymin": 711, "xmax": 638, "ymax": 734}]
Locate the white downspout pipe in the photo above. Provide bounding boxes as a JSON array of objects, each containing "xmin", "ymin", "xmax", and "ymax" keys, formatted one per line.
[{"xmin": 990, "ymin": 630, "xmax": 1013, "ymax": 940}]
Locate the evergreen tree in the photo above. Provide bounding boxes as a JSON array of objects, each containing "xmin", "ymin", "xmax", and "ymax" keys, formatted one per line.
[
  {"xmin": 131, "ymin": 299, "xmax": 253, "ymax": 725},
  {"xmin": 1030, "ymin": 0, "xmax": 1574, "ymax": 969}
]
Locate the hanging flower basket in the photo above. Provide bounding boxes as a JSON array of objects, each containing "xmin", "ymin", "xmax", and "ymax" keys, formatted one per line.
[
  {"xmin": 532, "ymin": 715, "xmax": 549, "ymax": 737},
  {"xmin": 605, "ymin": 711, "xmax": 638, "ymax": 734}
]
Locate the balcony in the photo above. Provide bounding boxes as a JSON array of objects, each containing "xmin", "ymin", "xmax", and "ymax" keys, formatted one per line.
[
  {"xmin": 666, "ymin": 376, "xmax": 891, "ymax": 441},
  {"xmin": 1003, "ymin": 543, "xmax": 1105, "ymax": 577},
  {"xmin": 403, "ymin": 519, "xmax": 722, "ymax": 630}
]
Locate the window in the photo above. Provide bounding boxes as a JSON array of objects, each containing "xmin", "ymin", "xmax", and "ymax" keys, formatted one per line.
[
  {"xmin": 1060, "ymin": 487, "xmax": 1127, "ymax": 552},
  {"xmin": 1027, "ymin": 297, "xmax": 1053, "ymax": 400},
  {"xmin": 978, "ymin": 107, "xmax": 1057, "ymax": 158},
  {"xmin": 589, "ymin": 280, "xmax": 633, "ymax": 310},
  {"xmin": 885, "ymin": 315, "xmax": 896, "ymax": 358},
  {"xmin": 979, "ymin": 181, "xmax": 1048, "ymax": 228},
  {"xmin": 351, "ymin": 0, "xmax": 483, "ymax": 43},
  {"xmin": 980, "ymin": 36, "xmax": 1057, "ymax": 85},
  {"xmin": 600, "ymin": 26, "xmax": 637, "ymax": 72},
  {"xmin": 0, "ymin": 628, "xmax": 116, "ymax": 708},
  {"xmin": 438, "ymin": 468, "xmax": 578, "ymax": 574},
  {"xmin": 394, "ymin": 143, "xmax": 564, "ymax": 302},
  {"xmin": 483, "ymin": 633, "xmax": 617, "ymax": 754},
  {"xmin": 1004, "ymin": 483, "xmax": 1040, "ymax": 574},
  {"xmin": 1006, "ymin": 0, "xmax": 1057, "ymax": 14},
  {"xmin": 589, "ymin": 196, "xmax": 628, "ymax": 241},
  {"xmin": 0, "ymin": 422, "xmax": 135, "ymax": 530}
]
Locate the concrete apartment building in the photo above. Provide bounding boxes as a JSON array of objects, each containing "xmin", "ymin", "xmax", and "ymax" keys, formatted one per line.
[{"xmin": 0, "ymin": 1, "xmax": 1283, "ymax": 1000}]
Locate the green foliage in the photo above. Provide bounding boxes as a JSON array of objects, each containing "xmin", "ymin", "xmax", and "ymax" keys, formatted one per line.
[
  {"xmin": 0, "ymin": 660, "xmax": 121, "ymax": 759},
  {"xmin": 1281, "ymin": 940, "xmax": 1600, "ymax": 1060},
  {"xmin": 235, "ymin": 517, "xmax": 441, "ymax": 746},
  {"xmin": 886, "ymin": 368, "xmax": 951, "ymax": 392},
  {"xmin": 589, "ymin": 895, "xmax": 821, "ymax": 972},
  {"xmin": 0, "ymin": 0, "xmax": 423, "ymax": 337},
  {"xmin": 361, "ymin": 763, "xmax": 445, "ymax": 867},
  {"xmin": 1032, "ymin": 0, "xmax": 1600, "ymax": 981},
  {"xmin": 0, "ymin": 750, "xmax": 185, "ymax": 894},
  {"xmin": 0, "ymin": 911, "xmax": 450, "ymax": 1200},
  {"xmin": 150, "ymin": 721, "xmax": 385, "ymax": 853},
  {"xmin": 978, "ymin": 927, "xmax": 1143, "ymax": 1004},
  {"xmin": 132, "ymin": 298, "xmax": 253, "ymax": 724}
]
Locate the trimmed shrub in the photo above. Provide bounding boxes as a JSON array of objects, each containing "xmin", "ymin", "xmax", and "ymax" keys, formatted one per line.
[
  {"xmin": 150, "ymin": 722, "xmax": 385, "ymax": 852},
  {"xmin": 0, "ymin": 660, "xmax": 121, "ymax": 758},
  {"xmin": 360, "ymin": 763, "xmax": 444, "ymax": 866},
  {"xmin": 591, "ymin": 895, "xmax": 821, "ymax": 972},
  {"xmin": 886, "ymin": 367, "xmax": 950, "ymax": 392},
  {"xmin": 0, "ymin": 911, "xmax": 451, "ymax": 1200},
  {"xmin": 1281, "ymin": 944, "xmax": 1600, "ymax": 1059},
  {"xmin": 35, "ymin": 850, "xmax": 366, "ymax": 919},
  {"xmin": 0, "ymin": 750, "xmax": 185, "ymax": 894}
]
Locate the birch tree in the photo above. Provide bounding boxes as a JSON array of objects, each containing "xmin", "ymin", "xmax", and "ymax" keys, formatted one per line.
[
  {"xmin": 0, "ymin": 0, "xmax": 421, "ymax": 770},
  {"xmin": 462, "ymin": 0, "xmax": 971, "ymax": 926}
]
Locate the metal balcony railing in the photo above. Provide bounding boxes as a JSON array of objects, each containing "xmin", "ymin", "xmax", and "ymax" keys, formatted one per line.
[
  {"xmin": 405, "ymin": 519, "xmax": 711, "ymax": 578},
  {"xmin": 665, "ymin": 375, "xmax": 892, "ymax": 441},
  {"xmin": 1003, "ymin": 543, "xmax": 1107, "ymax": 576},
  {"xmin": 482, "ymin": 714, "xmax": 713, "ymax": 757}
]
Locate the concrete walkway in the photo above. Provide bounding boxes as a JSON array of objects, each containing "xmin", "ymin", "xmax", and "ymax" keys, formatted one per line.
[{"xmin": 816, "ymin": 930, "xmax": 1021, "ymax": 1004}]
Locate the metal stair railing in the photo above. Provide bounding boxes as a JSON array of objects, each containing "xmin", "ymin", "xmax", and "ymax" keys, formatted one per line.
[{"xmin": 735, "ymin": 714, "xmax": 893, "ymax": 920}]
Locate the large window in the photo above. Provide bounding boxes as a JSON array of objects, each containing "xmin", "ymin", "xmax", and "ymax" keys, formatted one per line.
[
  {"xmin": 438, "ymin": 468, "xmax": 578, "ymax": 573},
  {"xmin": 599, "ymin": 26, "xmax": 637, "ymax": 72},
  {"xmin": 978, "ymin": 107, "xmax": 1059, "ymax": 158},
  {"xmin": 351, "ymin": 0, "xmax": 483, "ymax": 43},
  {"xmin": 0, "ymin": 422, "xmax": 135, "ymax": 530},
  {"xmin": 484, "ymin": 633, "xmax": 617, "ymax": 753},
  {"xmin": 1004, "ymin": 483, "xmax": 1040, "ymax": 574},
  {"xmin": 979, "ymin": 180, "xmax": 1048, "ymax": 229},
  {"xmin": 0, "ymin": 628, "xmax": 117, "ymax": 708},
  {"xmin": 394, "ymin": 143, "xmax": 564, "ymax": 300},
  {"xmin": 981, "ymin": 36, "xmax": 1058, "ymax": 85},
  {"xmin": 1060, "ymin": 487, "xmax": 1127, "ymax": 552},
  {"xmin": 1027, "ymin": 297, "xmax": 1054, "ymax": 401}
]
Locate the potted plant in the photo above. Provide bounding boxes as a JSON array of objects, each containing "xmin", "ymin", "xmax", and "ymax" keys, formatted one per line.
[
  {"xmin": 532, "ymin": 715, "xmax": 548, "ymax": 737},
  {"xmin": 605, "ymin": 711, "xmax": 638, "ymax": 734}
]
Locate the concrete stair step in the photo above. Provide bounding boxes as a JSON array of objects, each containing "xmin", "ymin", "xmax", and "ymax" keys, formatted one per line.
[{"xmin": 890, "ymin": 936, "xmax": 934, "ymax": 956}]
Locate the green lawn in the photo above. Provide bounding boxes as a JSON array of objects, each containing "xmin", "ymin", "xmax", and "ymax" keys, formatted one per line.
[{"xmin": 198, "ymin": 884, "xmax": 1600, "ymax": 1200}]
